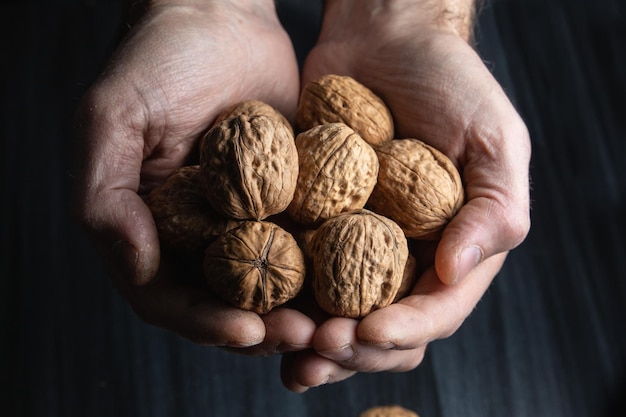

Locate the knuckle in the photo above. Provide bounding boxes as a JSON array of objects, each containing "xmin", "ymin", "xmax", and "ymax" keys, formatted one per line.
[
  {"xmin": 502, "ymin": 205, "xmax": 531, "ymax": 249},
  {"xmin": 392, "ymin": 348, "xmax": 426, "ymax": 372},
  {"xmin": 438, "ymin": 317, "xmax": 466, "ymax": 340}
]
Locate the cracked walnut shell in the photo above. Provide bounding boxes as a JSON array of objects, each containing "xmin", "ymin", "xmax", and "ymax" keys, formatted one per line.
[
  {"xmin": 203, "ymin": 221, "xmax": 306, "ymax": 315},
  {"xmin": 310, "ymin": 209, "xmax": 408, "ymax": 318},
  {"xmin": 200, "ymin": 114, "xmax": 298, "ymax": 221},
  {"xmin": 287, "ymin": 123, "xmax": 379, "ymax": 226},
  {"xmin": 296, "ymin": 74, "xmax": 394, "ymax": 146},
  {"xmin": 367, "ymin": 138, "xmax": 464, "ymax": 239}
]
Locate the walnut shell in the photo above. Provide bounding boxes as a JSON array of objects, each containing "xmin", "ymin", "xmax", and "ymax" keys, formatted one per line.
[
  {"xmin": 200, "ymin": 114, "xmax": 298, "ymax": 221},
  {"xmin": 296, "ymin": 74, "xmax": 394, "ymax": 146},
  {"xmin": 393, "ymin": 253, "xmax": 417, "ymax": 303},
  {"xmin": 146, "ymin": 165, "xmax": 240, "ymax": 253},
  {"xmin": 203, "ymin": 221, "xmax": 306, "ymax": 315},
  {"xmin": 213, "ymin": 100, "xmax": 293, "ymax": 135},
  {"xmin": 287, "ymin": 123, "xmax": 379, "ymax": 226},
  {"xmin": 296, "ymin": 228, "xmax": 317, "ymax": 262},
  {"xmin": 360, "ymin": 405, "xmax": 420, "ymax": 417},
  {"xmin": 367, "ymin": 138, "xmax": 464, "ymax": 239},
  {"xmin": 310, "ymin": 209, "xmax": 408, "ymax": 318}
]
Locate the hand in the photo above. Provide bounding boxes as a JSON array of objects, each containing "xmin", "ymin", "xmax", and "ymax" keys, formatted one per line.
[
  {"xmin": 281, "ymin": 0, "xmax": 531, "ymax": 391},
  {"xmin": 72, "ymin": 0, "xmax": 316, "ymax": 352}
]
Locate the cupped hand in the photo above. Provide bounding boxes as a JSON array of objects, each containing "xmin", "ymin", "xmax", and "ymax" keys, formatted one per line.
[
  {"xmin": 281, "ymin": 0, "xmax": 531, "ymax": 391},
  {"xmin": 72, "ymin": 0, "xmax": 315, "ymax": 352}
]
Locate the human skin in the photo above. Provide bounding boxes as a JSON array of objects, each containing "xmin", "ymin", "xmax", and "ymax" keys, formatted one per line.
[
  {"xmin": 73, "ymin": 0, "xmax": 530, "ymax": 392},
  {"xmin": 73, "ymin": 0, "xmax": 317, "ymax": 350},
  {"xmin": 280, "ymin": 0, "xmax": 531, "ymax": 392}
]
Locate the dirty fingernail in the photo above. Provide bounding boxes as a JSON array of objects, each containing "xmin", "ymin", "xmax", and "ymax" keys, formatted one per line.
[
  {"xmin": 318, "ymin": 344, "xmax": 354, "ymax": 362},
  {"xmin": 366, "ymin": 341, "xmax": 397, "ymax": 350}
]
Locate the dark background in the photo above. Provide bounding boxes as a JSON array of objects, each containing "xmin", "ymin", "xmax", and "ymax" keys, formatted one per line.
[{"xmin": 1, "ymin": 0, "xmax": 625, "ymax": 416}]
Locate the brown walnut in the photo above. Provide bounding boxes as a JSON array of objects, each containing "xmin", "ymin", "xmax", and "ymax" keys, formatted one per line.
[
  {"xmin": 203, "ymin": 221, "xmax": 306, "ymax": 315},
  {"xmin": 146, "ymin": 165, "xmax": 240, "ymax": 254},
  {"xmin": 310, "ymin": 209, "xmax": 408, "ymax": 318},
  {"xmin": 359, "ymin": 405, "xmax": 420, "ymax": 417},
  {"xmin": 200, "ymin": 114, "xmax": 298, "ymax": 221},
  {"xmin": 393, "ymin": 253, "xmax": 418, "ymax": 303},
  {"xmin": 287, "ymin": 123, "xmax": 379, "ymax": 226},
  {"xmin": 213, "ymin": 100, "xmax": 293, "ymax": 135},
  {"xmin": 367, "ymin": 138, "xmax": 464, "ymax": 239},
  {"xmin": 296, "ymin": 74, "xmax": 394, "ymax": 146}
]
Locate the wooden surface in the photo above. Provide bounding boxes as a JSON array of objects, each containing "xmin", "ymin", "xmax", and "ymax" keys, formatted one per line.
[{"xmin": 1, "ymin": 0, "xmax": 625, "ymax": 416}]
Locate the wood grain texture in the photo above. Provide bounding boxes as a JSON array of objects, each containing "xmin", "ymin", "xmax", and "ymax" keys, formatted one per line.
[{"xmin": 1, "ymin": 0, "xmax": 624, "ymax": 416}]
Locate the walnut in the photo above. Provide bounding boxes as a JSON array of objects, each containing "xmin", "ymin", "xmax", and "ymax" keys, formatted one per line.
[
  {"xmin": 296, "ymin": 74, "xmax": 394, "ymax": 146},
  {"xmin": 203, "ymin": 221, "xmax": 306, "ymax": 315},
  {"xmin": 360, "ymin": 405, "xmax": 420, "ymax": 417},
  {"xmin": 146, "ymin": 165, "xmax": 240, "ymax": 254},
  {"xmin": 287, "ymin": 123, "xmax": 379, "ymax": 226},
  {"xmin": 213, "ymin": 100, "xmax": 293, "ymax": 135},
  {"xmin": 367, "ymin": 138, "xmax": 464, "ymax": 239},
  {"xmin": 310, "ymin": 209, "xmax": 408, "ymax": 318},
  {"xmin": 199, "ymin": 114, "xmax": 298, "ymax": 221},
  {"xmin": 393, "ymin": 253, "xmax": 418, "ymax": 303},
  {"xmin": 296, "ymin": 228, "xmax": 317, "ymax": 262}
]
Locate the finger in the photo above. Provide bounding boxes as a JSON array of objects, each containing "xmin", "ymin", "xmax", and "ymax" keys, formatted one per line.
[
  {"xmin": 357, "ymin": 253, "xmax": 506, "ymax": 349},
  {"xmin": 312, "ymin": 318, "xmax": 427, "ymax": 373},
  {"xmin": 226, "ymin": 308, "xmax": 316, "ymax": 356},
  {"xmin": 436, "ymin": 101, "xmax": 531, "ymax": 285},
  {"xmin": 262, "ymin": 308, "xmax": 316, "ymax": 352},
  {"xmin": 118, "ymin": 261, "xmax": 266, "ymax": 347},
  {"xmin": 280, "ymin": 350, "xmax": 357, "ymax": 392},
  {"xmin": 280, "ymin": 352, "xmax": 310, "ymax": 393},
  {"xmin": 73, "ymin": 86, "xmax": 160, "ymax": 286}
]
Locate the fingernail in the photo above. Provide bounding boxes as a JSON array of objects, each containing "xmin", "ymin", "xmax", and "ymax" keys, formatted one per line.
[
  {"xmin": 319, "ymin": 344, "xmax": 354, "ymax": 362},
  {"xmin": 112, "ymin": 240, "xmax": 138, "ymax": 283},
  {"xmin": 455, "ymin": 245, "xmax": 483, "ymax": 284},
  {"xmin": 277, "ymin": 342, "xmax": 311, "ymax": 354},
  {"xmin": 366, "ymin": 341, "xmax": 396, "ymax": 350},
  {"xmin": 225, "ymin": 339, "xmax": 263, "ymax": 348},
  {"xmin": 311, "ymin": 375, "xmax": 330, "ymax": 388}
]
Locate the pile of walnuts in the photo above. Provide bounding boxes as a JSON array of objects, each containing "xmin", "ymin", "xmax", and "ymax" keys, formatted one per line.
[{"xmin": 146, "ymin": 75, "xmax": 464, "ymax": 318}]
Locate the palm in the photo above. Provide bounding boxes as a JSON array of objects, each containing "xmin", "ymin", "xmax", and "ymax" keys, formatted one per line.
[
  {"xmin": 74, "ymin": 2, "xmax": 308, "ymax": 348},
  {"xmin": 90, "ymin": 4, "xmax": 300, "ymax": 193},
  {"xmin": 304, "ymin": 31, "xmax": 498, "ymax": 159},
  {"xmin": 280, "ymin": 26, "xmax": 531, "ymax": 392},
  {"xmin": 302, "ymin": 28, "xmax": 529, "ymax": 282}
]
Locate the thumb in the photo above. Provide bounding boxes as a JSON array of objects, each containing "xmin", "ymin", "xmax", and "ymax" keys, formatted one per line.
[
  {"xmin": 435, "ymin": 196, "xmax": 526, "ymax": 285},
  {"xmin": 435, "ymin": 125, "xmax": 531, "ymax": 285},
  {"xmin": 73, "ymin": 92, "xmax": 160, "ymax": 286},
  {"xmin": 85, "ymin": 189, "xmax": 160, "ymax": 287}
]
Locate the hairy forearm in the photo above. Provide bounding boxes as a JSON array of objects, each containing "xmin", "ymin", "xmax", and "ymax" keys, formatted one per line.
[{"xmin": 437, "ymin": 0, "xmax": 480, "ymax": 41}]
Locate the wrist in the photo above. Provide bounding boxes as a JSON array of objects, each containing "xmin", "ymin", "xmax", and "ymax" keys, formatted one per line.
[
  {"xmin": 130, "ymin": 0, "xmax": 279, "ymax": 22},
  {"xmin": 321, "ymin": 0, "xmax": 477, "ymax": 43}
]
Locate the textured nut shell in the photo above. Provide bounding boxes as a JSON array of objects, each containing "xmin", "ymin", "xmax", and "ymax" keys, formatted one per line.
[
  {"xmin": 200, "ymin": 114, "xmax": 298, "ymax": 220},
  {"xmin": 296, "ymin": 228, "xmax": 317, "ymax": 262},
  {"xmin": 297, "ymin": 74, "xmax": 394, "ymax": 146},
  {"xmin": 393, "ymin": 254, "xmax": 417, "ymax": 303},
  {"xmin": 213, "ymin": 100, "xmax": 293, "ymax": 135},
  {"xmin": 368, "ymin": 139, "xmax": 464, "ymax": 239},
  {"xmin": 287, "ymin": 123, "xmax": 379, "ymax": 226},
  {"xmin": 203, "ymin": 221, "xmax": 306, "ymax": 315},
  {"xmin": 360, "ymin": 405, "xmax": 420, "ymax": 417},
  {"xmin": 146, "ymin": 165, "xmax": 240, "ymax": 253},
  {"xmin": 310, "ymin": 209, "xmax": 408, "ymax": 318}
]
